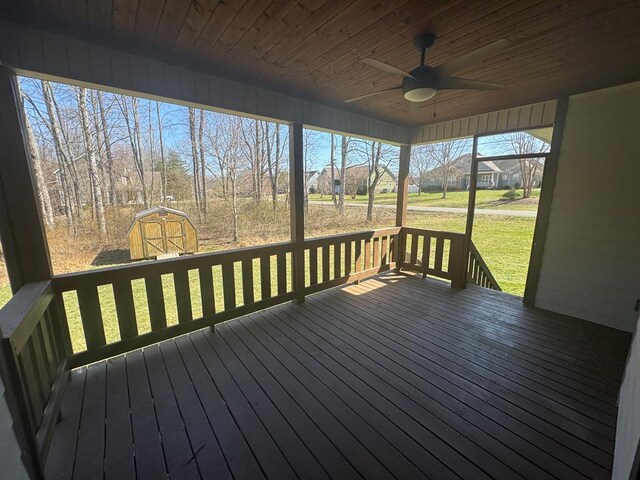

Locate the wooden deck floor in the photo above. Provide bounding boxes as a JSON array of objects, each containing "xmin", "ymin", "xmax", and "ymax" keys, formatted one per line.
[{"xmin": 44, "ymin": 272, "xmax": 631, "ymax": 480}]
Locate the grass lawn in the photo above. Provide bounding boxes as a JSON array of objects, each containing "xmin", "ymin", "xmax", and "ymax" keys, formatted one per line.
[
  {"xmin": 0, "ymin": 211, "xmax": 535, "ymax": 352},
  {"xmin": 309, "ymin": 188, "xmax": 541, "ymax": 211}
]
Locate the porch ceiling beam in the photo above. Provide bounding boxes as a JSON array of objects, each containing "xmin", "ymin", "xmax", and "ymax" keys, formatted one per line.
[{"xmin": 0, "ymin": 21, "xmax": 410, "ymax": 146}]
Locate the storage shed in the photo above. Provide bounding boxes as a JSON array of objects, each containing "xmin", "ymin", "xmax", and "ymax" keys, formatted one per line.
[{"xmin": 127, "ymin": 206, "xmax": 198, "ymax": 260}]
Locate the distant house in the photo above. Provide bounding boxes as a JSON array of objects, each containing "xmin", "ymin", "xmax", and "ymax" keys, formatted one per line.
[
  {"xmin": 305, "ymin": 170, "xmax": 320, "ymax": 193},
  {"xmin": 316, "ymin": 164, "xmax": 397, "ymax": 195},
  {"xmin": 423, "ymin": 154, "xmax": 543, "ymax": 190}
]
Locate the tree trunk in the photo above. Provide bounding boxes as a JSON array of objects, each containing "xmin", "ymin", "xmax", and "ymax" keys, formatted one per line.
[
  {"xmin": 97, "ymin": 91, "xmax": 116, "ymax": 205},
  {"xmin": 366, "ymin": 142, "xmax": 383, "ymax": 222},
  {"xmin": 41, "ymin": 80, "xmax": 76, "ymax": 229},
  {"xmin": 156, "ymin": 102, "xmax": 167, "ymax": 202},
  {"xmin": 339, "ymin": 136, "xmax": 348, "ymax": 215},
  {"xmin": 21, "ymin": 96, "xmax": 55, "ymax": 227},
  {"xmin": 330, "ymin": 133, "xmax": 337, "ymax": 208},
  {"xmin": 77, "ymin": 87, "xmax": 107, "ymax": 239},
  {"xmin": 199, "ymin": 109, "xmax": 208, "ymax": 214},
  {"xmin": 188, "ymin": 107, "xmax": 200, "ymax": 213}
]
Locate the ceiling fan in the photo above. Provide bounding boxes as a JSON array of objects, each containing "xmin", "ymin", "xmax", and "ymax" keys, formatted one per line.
[{"xmin": 345, "ymin": 33, "xmax": 511, "ymax": 104}]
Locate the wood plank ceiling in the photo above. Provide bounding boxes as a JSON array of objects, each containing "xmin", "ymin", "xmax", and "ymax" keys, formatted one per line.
[{"xmin": 1, "ymin": 0, "xmax": 639, "ymax": 127}]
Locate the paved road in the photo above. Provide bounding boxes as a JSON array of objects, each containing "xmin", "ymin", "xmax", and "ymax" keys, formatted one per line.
[{"xmin": 308, "ymin": 200, "xmax": 537, "ymax": 217}]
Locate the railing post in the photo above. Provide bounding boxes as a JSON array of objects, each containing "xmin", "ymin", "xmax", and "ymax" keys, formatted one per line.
[
  {"xmin": 449, "ymin": 235, "xmax": 467, "ymax": 289},
  {"xmin": 395, "ymin": 145, "xmax": 411, "ymax": 269},
  {"xmin": 289, "ymin": 122, "xmax": 305, "ymax": 304}
]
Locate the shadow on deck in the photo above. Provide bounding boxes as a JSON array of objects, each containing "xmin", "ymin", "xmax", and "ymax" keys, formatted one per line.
[{"xmin": 45, "ymin": 272, "xmax": 631, "ymax": 480}]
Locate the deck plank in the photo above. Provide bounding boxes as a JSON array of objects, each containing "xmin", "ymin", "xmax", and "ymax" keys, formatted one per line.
[
  {"xmin": 144, "ymin": 344, "xmax": 201, "ymax": 480},
  {"xmin": 158, "ymin": 340, "xmax": 233, "ymax": 479},
  {"xmin": 73, "ymin": 362, "xmax": 107, "ymax": 479},
  {"xmin": 104, "ymin": 355, "xmax": 135, "ymax": 479},
  {"xmin": 44, "ymin": 367, "xmax": 85, "ymax": 479},
  {"xmin": 126, "ymin": 349, "xmax": 167, "ymax": 480},
  {"xmin": 45, "ymin": 272, "xmax": 630, "ymax": 480}
]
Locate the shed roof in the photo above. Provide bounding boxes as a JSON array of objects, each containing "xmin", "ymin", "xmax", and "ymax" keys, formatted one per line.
[{"xmin": 126, "ymin": 206, "xmax": 191, "ymax": 236}]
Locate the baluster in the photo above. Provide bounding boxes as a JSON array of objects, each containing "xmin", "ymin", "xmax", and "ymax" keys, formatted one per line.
[
  {"xmin": 421, "ymin": 235, "xmax": 431, "ymax": 278},
  {"xmin": 373, "ymin": 237, "xmax": 380, "ymax": 267},
  {"xmin": 77, "ymin": 286, "xmax": 106, "ymax": 349},
  {"xmin": 381, "ymin": 236, "xmax": 388, "ymax": 265},
  {"xmin": 260, "ymin": 255, "xmax": 272, "ymax": 299},
  {"xmin": 344, "ymin": 241, "xmax": 352, "ymax": 275},
  {"xmin": 112, "ymin": 280, "xmax": 138, "ymax": 339},
  {"xmin": 242, "ymin": 258, "xmax": 255, "ymax": 305},
  {"xmin": 277, "ymin": 252, "xmax": 287, "ymax": 295},
  {"xmin": 322, "ymin": 244, "xmax": 330, "ymax": 282},
  {"xmin": 145, "ymin": 275, "xmax": 167, "ymax": 331},
  {"xmin": 199, "ymin": 266, "xmax": 215, "ymax": 317},
  {"xmin": 364, "ymin": 238, "xmax": 371, "ymax": 270},
  {"xmin": 354, "ymin": 240, "xmax": 362, "ymax": 272},
  {"xmin": 222, "ymin": 261, "xmax": 236, "ymax": 310},
  {"xmin": 334, "ymin": 242, "xmax": 342, "ymax": 279},
  {"xmin": 410, "ymin": 233, "xmax": 419, "ymax": 265},
  {"xmin": 434, "ymin": 237, "xmax": 445, "ymax": 273},
  {"xmin": 173, "ymin": 269, "xmax": 192, "ymax": 324}
]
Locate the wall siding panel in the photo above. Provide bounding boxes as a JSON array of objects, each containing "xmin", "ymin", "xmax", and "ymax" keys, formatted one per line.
[
  {"xmin": 536, "ymin": 82, "xmax": 640, "ymax": 332},
  {"xmin": 412, "ymin": 100, "xmax": 557, "ymax": 143}
]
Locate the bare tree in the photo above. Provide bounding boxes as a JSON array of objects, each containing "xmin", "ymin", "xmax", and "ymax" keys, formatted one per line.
[
  {"xmin": 211, "ymin": 116, "xmax": 244, "ymax": 242},
  {"xmin": 430, "ymin": 139, "xmax": 471, "ymax": 198},
  {"xmin": 330, "ymin": 133, "xmax": 337, "ymax": 208},
  {"xmin": 41, "ymin": 80, "xmax": 79, "ymax": 227},
  {"xmin": 351, "ymin": 139, "xmax": 397, "ymax": 221},
  {"xmin": 188, "ymin": 107, "xmax": 201, "ymax": 214},
  {"xmin": 508, "ymin": 132, "xmax": 548, "ymax": 198},
  {"xmin": 199, "ymin": 109, "xmax": 208, "ymax": 214},
  {"xmin": 410, "ymin": 145, "xmax": 435, "ymax": 195},
  {"xmin": 119, "ymin": 96, "xmax": 148, "ymax": 207},
  {"xmin": 77, "ymin": 87, "xmax": 107, "ymax": 238},
  {"xmin": 19, "ymin": 88, "xmax": 55, "ymax": 227},
  {"xmin": 338, "ymin": 135, "xmax": 351, "ymax": 214},
  {"xmin": 156, "ymin": 102, "xmax": 167, "ymax": 202},
  {"xmin": 97, "ymin": 91, "xmax": 116, "ymax": 205}
]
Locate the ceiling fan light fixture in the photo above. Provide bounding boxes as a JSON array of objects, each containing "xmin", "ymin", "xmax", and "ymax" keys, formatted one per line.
[{"xmin": 404, "ymin": 87, "xmax": 437, "ymax": 102}]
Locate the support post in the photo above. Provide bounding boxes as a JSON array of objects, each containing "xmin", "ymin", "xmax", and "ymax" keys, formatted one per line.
[
  {"xmin": 0, "ymin": 67, "xmax": 51, "ymax": 479},
  {"xmin": 461, "ymin": 136, "xmax": 481, "ymax": 289},
  {"xmin": 523, "ymin": 97, "xmax": 568, "ymax": 305},
  {"xmin": 0, "ymin": 67, "xmax": 52, "ymax": 290},
  {"xmin": 395, "ymin": 145, "xmax": 410, "ymax": 268},
  {"xmin": 289, "ymin": 123, "xmax": 305, "ymax": 304}
]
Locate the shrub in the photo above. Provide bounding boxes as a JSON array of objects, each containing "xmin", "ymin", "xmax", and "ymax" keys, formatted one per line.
[{"xmin": 502, "ymin": 188, "xmax": 520, "ymax": 200}]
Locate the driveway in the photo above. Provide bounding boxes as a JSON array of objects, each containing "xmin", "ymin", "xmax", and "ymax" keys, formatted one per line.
[{"xmin": 308, "ymin": 200, "xmax": 537, "ymax": 218}]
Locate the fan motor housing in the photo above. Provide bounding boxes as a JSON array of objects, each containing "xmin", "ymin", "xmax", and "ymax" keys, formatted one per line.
[{"xmin": 402, "ymin": 66, "xmax": 440, "ymax": 99}]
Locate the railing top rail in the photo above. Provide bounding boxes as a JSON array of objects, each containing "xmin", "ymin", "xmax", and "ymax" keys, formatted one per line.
[
  {"xmin": 53, "ymin": 241, "xmax": 294, "ymax": 291},
  {"xmin": 0, "ymin": 280, "xmax": 53, "ymax": 353},
  {"xmin": 304, "ymin": 227, "xmax": 401, "ymax": 247},
  {"xmin": 401, "ymin": 227, "xmax": 465, "ymax": 239}
]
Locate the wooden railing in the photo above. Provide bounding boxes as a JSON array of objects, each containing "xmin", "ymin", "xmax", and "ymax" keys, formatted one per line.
[
  {"xmin": 467, "ymin": 241, "xmax": 502, "ymax": 291},
  {"xmin": 304, "ymin": 227, "xmax": 401, "ymax": 294},
  {"xmin": 0, "ymin": 281, "xmax": 71, "ymax": 469},
  {"xmin": 53, "ymin": 241, "xmax": 296, "ymax": 367},
  {"xmin": 49, "ymin": 227, "xmax": 492, "ymax": 367},
  {"xmin": 397, "ymin": 227, "xmax": 466, "ymax": 288}
]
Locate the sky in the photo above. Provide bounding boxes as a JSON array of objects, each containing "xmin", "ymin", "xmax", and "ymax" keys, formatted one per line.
[{"xmin": 19, "ymin": 74, "xmax": 550, "ymax": 177}]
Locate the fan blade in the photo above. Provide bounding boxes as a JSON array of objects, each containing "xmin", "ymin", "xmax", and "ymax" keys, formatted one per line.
[
  {"xmin": 344, "ymin": 86, "xmax": 402, "ymax": 103},
  {"xmin": 361, "ymin": 58, "xmax": 415, "ymax": 79},
  {"xmin": 439, "ymin": 76, "xmax": 505, "ymax": 91},
  {"xmin": 434, "ymin": 39, "xmax": 511, "ymax": 78}
]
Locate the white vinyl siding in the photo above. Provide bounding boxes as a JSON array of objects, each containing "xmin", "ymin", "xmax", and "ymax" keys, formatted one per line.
[{"xmin": 535, "ymin": 82, "xmax": 640, "ymax": 332}]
